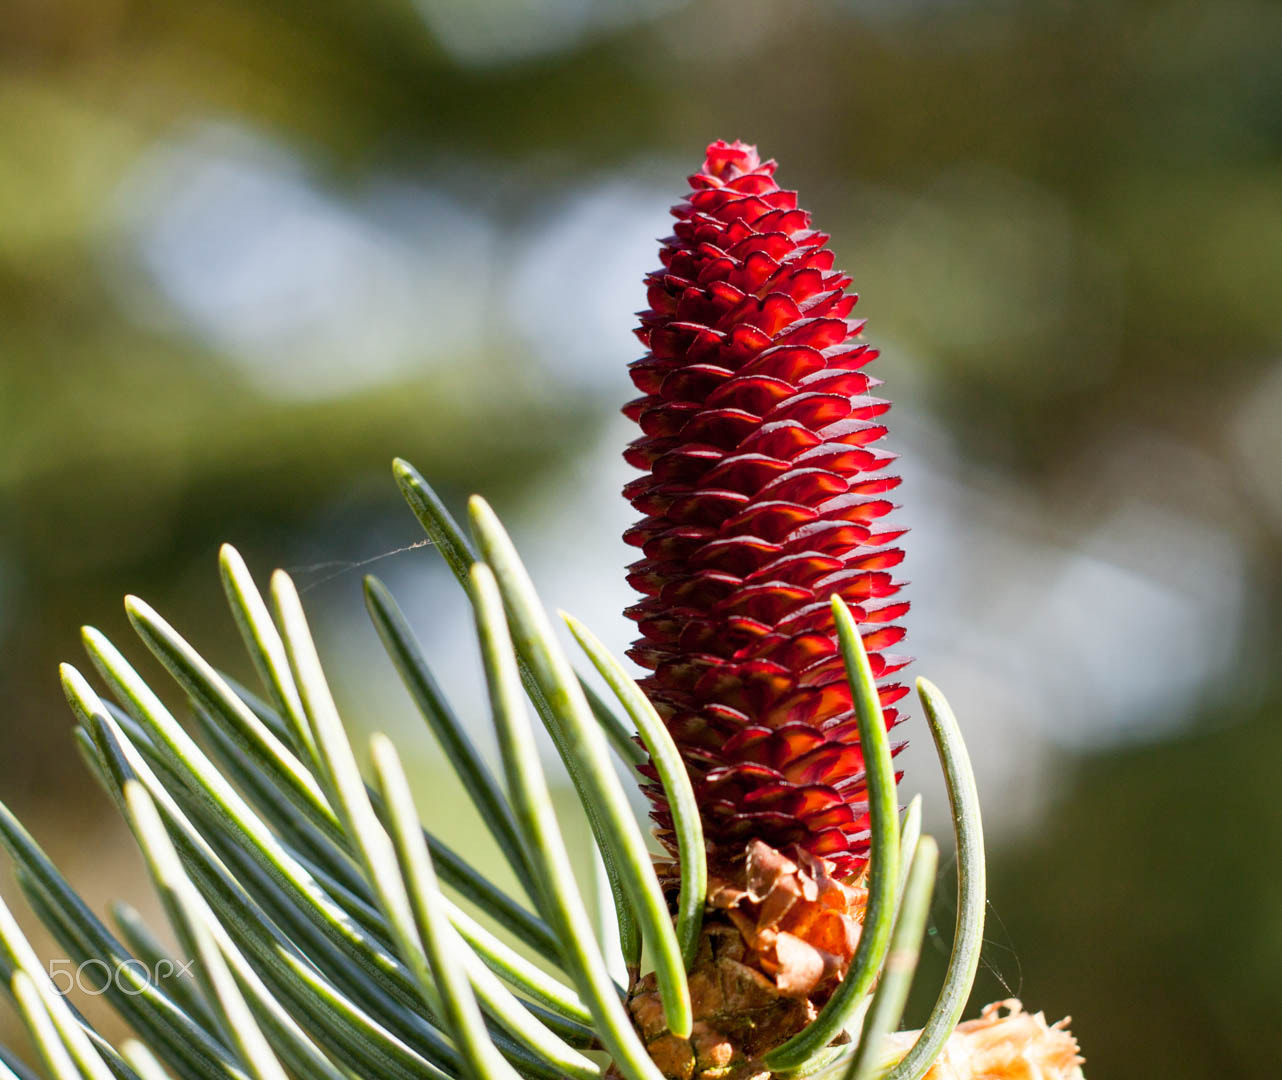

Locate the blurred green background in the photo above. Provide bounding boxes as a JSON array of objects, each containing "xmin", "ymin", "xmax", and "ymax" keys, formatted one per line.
[{"xmin": 3, "ymin": 0, "xmax": 1281, "ymax": 1075}]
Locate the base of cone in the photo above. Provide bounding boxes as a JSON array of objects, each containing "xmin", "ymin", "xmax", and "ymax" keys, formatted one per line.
[
  {"xmin": 707, "ymin": 839, "xmax": 867, "ymax": 1000},
  {"xmin": 633, "ymin": 851, "xmax": 1085, "ymax": 1080},
  {"xmin": 632, "ymin": 841, "xmax": 867, "ymax": 1079},
  {"xmin": 628, "ymin": 922, "xmax": 822, "ymax": 1080}
]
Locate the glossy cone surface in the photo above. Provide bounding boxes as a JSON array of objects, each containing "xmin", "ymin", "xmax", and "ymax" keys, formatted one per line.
[{"xmin": 624, "ymin": 139, "xmax": 910, "ymax": 879}]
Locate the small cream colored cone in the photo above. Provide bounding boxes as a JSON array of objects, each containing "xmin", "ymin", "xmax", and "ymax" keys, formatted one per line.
[{"xmin": 886, "ymin": 1000, "xmax": 1085, "ymax": 1080}]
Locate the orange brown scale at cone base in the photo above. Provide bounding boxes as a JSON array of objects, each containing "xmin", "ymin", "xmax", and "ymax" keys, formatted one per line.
[
  {"xmin": 623, "ymin": 138, "xmax": 911, "ymax": 878},
  {"xmin": 635, "ymin": 840, "xmax": 867, "ymax": 1080},
  {"xmin": 627, "ymin": 923, "xmax": 824, "ymax": 1080},
  {"xmin": 707, "ymin": 840, "xmax": 867, "ymax": 999}
]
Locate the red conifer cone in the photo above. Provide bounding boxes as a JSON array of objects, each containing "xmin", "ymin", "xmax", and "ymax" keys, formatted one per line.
[{"xmin": 623, "ymin": 139, "xmax": 910, "ymax": 882}]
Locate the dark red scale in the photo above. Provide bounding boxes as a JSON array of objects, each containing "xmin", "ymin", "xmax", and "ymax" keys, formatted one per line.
[{"xmin": 624, "ymin": 140, "xmax": 911, "ymax": 879}]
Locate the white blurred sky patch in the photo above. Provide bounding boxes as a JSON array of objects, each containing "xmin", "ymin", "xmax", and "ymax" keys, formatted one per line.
[
  {"xmin": 506, "ymin": 178, "xmax": 673, "ymax": 395},
  {"xmin": 890, "ymin": 402, "xmax": 1249, "ymax": 833},
  {"xmin": 113, "ymin": 125, "xmax": 684, "ymax": 405},
  {"xmin": 112, "ymin": 123, "xmax": 496, "ymax": 400},
  {"xmin": 902, "ymin": 428, "xmax": 1248, "ymax": 748}
]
